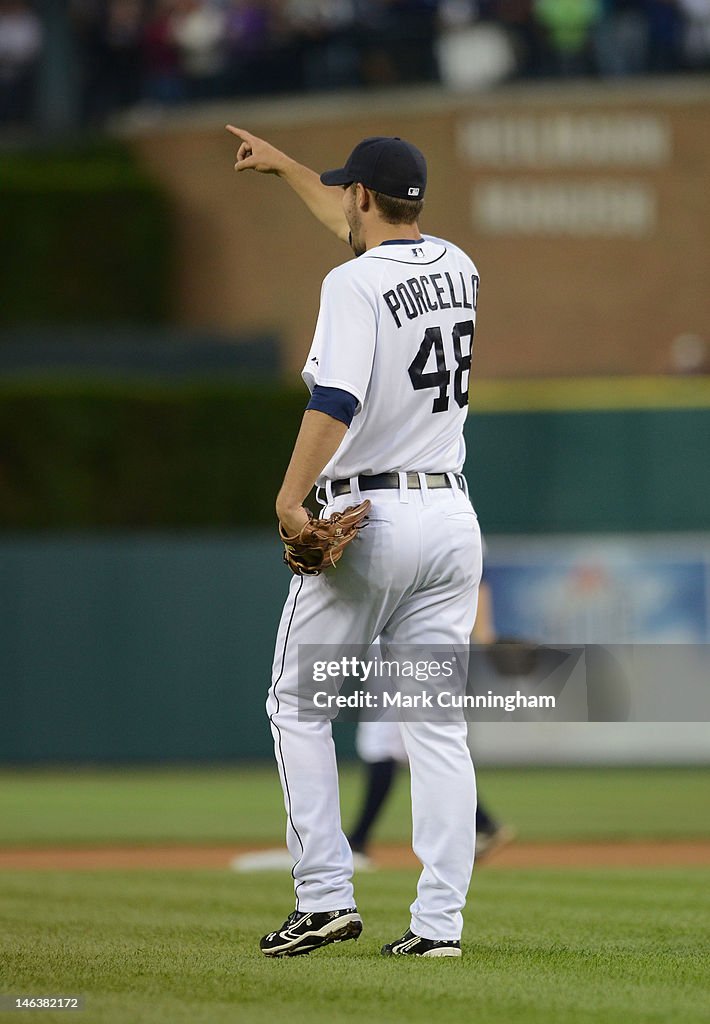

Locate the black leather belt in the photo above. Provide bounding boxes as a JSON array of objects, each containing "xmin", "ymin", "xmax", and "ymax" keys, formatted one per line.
[{"xmin": 331, "ymin": 472, "xmax": 465, "ymax": 497}]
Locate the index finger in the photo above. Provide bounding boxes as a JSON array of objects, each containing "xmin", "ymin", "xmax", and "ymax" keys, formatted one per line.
[{"xmin": 226, "ymin": 124, "xmax": 252, "ymax": 141}]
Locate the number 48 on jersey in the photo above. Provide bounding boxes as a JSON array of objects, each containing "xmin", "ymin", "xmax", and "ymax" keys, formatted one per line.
[{"xmin": 408, "ymin": 321, "xmax": 474, "ymax": 413}]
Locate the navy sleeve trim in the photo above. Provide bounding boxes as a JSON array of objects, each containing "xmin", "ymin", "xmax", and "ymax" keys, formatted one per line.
[{"xmin": 306, "ymin": 385, "xmax": 358, "ymax": 427}]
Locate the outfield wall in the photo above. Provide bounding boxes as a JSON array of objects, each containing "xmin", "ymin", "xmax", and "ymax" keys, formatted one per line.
[
  {"xmin": 1, "ymin": 530, "xmax": 708, "ymax": 765},
  {"xmin": 467, "ymin": 384, "xmax": 710, "ymax": 533},
  {"xmin": 1, "ymin": 398, "xmax": 708, "ymax": 765}
]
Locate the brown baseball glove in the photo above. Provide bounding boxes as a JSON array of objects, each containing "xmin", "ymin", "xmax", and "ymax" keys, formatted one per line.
[{"xmin": 279, "ymin": 499, "xmax": 371, "ymax": 576}]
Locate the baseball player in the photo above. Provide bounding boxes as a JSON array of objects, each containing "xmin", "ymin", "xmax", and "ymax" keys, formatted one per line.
[{"xmin": 228, "ymin": 127, "xmax": 482, "ymax": 958}]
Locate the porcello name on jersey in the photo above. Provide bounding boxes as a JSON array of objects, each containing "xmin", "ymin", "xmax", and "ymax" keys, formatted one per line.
[{"xmin": 383, "ymin": 270, "xmax": 480, "ymax": 328}]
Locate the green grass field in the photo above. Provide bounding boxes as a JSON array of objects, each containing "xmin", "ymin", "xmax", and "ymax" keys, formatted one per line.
[
  {"xmin": 1, "ymin": 767, "xmax": 709, "ymax": 1024},
  {"xmin": 2, "ymin": 868, "xmax": 709, "ymax": 1024},
  {"xmin": 1, "ymin": 765, "xmax": 709, "ymax": 846}
]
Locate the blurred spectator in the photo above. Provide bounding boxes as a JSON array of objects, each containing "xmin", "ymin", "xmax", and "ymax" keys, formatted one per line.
[
  {"xmin": 437, "ymin": 0, "xmax": 519, "ymax": 88},
  {"xmin": 171, "ymin": 0, "xmax": 227, "ymax": 99},
  {"xmin": 490, "ymin": 0, "xmax": 543, "ymax": 75},
  {"xmin": 0, "ymin": 0, "xmax": 42, "ymax": 123},
  {"xmin": 534, "ymin": 0, "xmax": 601, "ymax": 74},
  {"xmin": 7, "ymin": 0, "xmax": 709, "ymax": 130},
  {"xmin": 223, "ymin": 0, "xmax": 275, "ymax": 95},
  {"xmin": 283, "ymin": 0, "xmax": 361, "ymax": 90},
  {"xmin": 594, "ymin": 0, "xmax": 649, "ymax": 75},
  {"xmin": 678, "ymin": 0, "xmax": 710, "ymax": 67},
  {"xmin": 378, "ymin": 0, "xmax": 440, "ymax": 83},
  {"xmin": 645, "ymin": 0, "xmax": 683, "ymax": 69},
  {"xmin": 142, "ymin": 0, "xmax": 185, "ymax": 104},
  {"xmin": 72, "ymin": 0, "xmax": 144, "ymax": 122},
  {"xmin": 99, "ymin": 0, "xmax": 144, "ymax": 113}
]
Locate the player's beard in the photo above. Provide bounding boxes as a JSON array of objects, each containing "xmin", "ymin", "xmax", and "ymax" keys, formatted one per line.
[
  {"xmin": 349, "ymin": 233, "xmax": 366, "ymax": 258},
  {"xmin": 347, "ymin": 211, "xmax": 366, "ymax": 257}
]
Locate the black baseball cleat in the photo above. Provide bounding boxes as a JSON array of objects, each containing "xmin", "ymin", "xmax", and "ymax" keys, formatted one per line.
[
  {"xmin": 260, "ymin": 907, "xmax": 363, "ymax": 957},
  {"xmin": 381, "ymin": 929, "xmax": 461, "ymax": 958}
]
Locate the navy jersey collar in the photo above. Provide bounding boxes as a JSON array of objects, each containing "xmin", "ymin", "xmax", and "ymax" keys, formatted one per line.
[{"xmin": 378, "ymin": 238, "xmax": 425, "ymax": 246}]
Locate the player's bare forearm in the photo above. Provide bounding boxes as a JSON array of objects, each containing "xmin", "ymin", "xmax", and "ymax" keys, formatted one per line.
[
  {"xmin": 276, "ymin": 410, "xmax": 348, "ymax": 534},
  {"xmin": 281, "ymin": 162, "xmax": 349, "ymax": 242},
  {"xmin": 279, "ymin": 161, "xmax": 349, "ymax": 242},
  {"xmin": 226, "ymin": 125, "xmax": 349, "ymax": 243}
]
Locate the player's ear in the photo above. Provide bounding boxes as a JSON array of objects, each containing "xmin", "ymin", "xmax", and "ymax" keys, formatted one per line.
[{"xmin": 356, "ymin": 183, "xmax": 370, "ymax": 211}]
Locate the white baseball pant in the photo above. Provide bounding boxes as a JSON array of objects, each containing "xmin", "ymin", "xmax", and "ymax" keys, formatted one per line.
[{"xmin": 266, "ymin": 480, "xmax": 481, "ymax": 941}]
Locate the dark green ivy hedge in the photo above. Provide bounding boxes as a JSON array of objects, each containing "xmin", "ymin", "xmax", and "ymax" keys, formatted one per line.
[
  {"xmin": 0, "ymin": 143, "xmax": 172, "ymax": 326},
  {"xmin": 0, "ymin": 382, "xmax": 306, "ymax": 528}
]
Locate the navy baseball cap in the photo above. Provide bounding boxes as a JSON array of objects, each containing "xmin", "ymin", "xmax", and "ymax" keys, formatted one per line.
[{"xmin": 320, "ymin": 137, "xmax": 427, "ymax": 200}]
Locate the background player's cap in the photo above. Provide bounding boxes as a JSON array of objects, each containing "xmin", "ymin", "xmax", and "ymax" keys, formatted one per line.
[{"xmin": 320, "ymin": 137, "xmax": 427, "ymax": 200}]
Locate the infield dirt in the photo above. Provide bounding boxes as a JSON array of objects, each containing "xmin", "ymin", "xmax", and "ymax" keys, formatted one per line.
[{"xmin": 1, "ymin": 839, "xmax": 708, "ymax": 870}]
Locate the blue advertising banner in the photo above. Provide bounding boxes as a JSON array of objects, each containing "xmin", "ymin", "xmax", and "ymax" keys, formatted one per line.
[{"xmin": 485, "ymin": 536, "xmax": 710, "ymax": 644}]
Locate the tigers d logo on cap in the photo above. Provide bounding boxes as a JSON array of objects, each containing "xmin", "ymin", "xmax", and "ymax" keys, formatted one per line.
[{"xmin": 320, "ymin": 137, "xmax": 427, "ymax": 201}]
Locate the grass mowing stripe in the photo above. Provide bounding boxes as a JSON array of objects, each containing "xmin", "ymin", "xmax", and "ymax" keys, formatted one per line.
[
  {"xmin": 0, "ymin": 766, "xmax": 709, "ymax": 846},
  {"xmin": 1, "ymin": 869, "xmax": 709, "ymax": 1024}
]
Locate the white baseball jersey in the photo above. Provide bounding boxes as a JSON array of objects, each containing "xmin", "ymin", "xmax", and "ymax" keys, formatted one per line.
[{"xmin": 302, "ymin": 235, "xmax": 480, "ymax": 484}]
